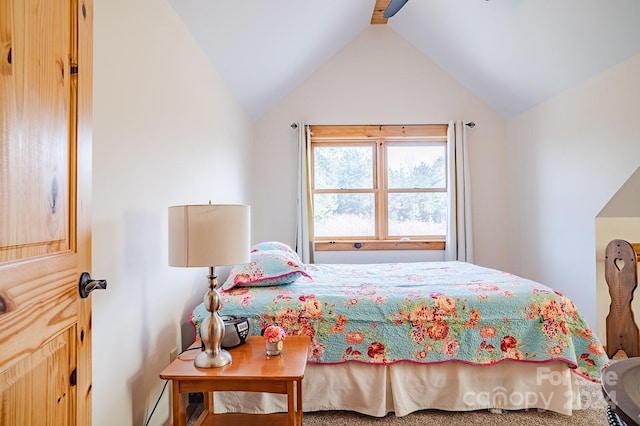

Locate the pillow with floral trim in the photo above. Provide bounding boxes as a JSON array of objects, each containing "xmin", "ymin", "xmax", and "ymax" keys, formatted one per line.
[
  {"xmin": 251, "ymin": 241, "xmax": 302, "ymax": 264},
  {"xmin": 221, "ymin": 250, "xmax": 309, "ymax": 291}
]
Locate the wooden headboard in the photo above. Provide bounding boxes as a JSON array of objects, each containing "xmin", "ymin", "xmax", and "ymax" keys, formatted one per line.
[{"xmin": 605, "ymin": 239, "xmax": 640, "ymax": 358}]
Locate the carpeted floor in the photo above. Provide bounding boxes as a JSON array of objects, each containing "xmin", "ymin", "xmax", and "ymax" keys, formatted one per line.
[{"xmin": 188, "ymin": 376, "xmax": 613, "ymax": 425}]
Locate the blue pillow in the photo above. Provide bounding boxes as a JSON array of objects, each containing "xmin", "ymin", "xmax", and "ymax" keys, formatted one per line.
[
  {"xmin": 251, "ymin": 241, "xmax": 302, "ymax": 264},
  {"xmin": 222, "ymin": 249, "xmax": 308, "ymax": 291}
]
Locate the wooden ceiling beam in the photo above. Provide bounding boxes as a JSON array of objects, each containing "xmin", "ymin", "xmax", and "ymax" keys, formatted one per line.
[{"xmin": 371, "ymin": 0, "xmax": 391, "ymax": 25}]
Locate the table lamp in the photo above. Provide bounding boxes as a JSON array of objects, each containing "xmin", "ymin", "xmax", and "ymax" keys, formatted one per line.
[{"xmin": 168, "ymin": 204, "xmax": 250, "ymax": 368}]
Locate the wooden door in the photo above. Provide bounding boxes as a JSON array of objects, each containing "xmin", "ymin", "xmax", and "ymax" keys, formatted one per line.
[{"xmin": 0, "ymin": 0, "xmax": 93, "ymax": 425}]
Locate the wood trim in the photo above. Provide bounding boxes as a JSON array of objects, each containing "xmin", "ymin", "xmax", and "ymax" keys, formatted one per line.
[
  {"xmin": 371, "ymin": 0, "xmax": 391, "ymax": 25},
  {"xmin": 309, "ymin": 124, "xmax": 448, "ymax": 140},
  {"xmin": 377, "ymin": 138, "xmax": 386, "ymax": 239},
  {"xmin": 75, "ymin": 0, "xmax": 93, "ymax": 424},
  {"xmin": 315, "ymin": 240, "xmax": 445, "ymax": 251}
]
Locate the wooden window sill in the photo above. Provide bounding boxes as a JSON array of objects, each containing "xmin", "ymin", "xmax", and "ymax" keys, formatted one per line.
[{"xmin": 315, "ymin": 240, "xmax": 445, "ymax": 251}]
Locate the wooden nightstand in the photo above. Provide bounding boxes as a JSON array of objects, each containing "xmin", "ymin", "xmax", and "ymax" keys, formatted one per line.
[{"xmin": 160, "ymin": 335, "xmax": 310, "ymax": 426}]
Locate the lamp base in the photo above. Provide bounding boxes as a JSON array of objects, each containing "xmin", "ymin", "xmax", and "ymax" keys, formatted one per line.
[
  {"xmin": 196, "ymin": 269, "xmax": 232, "ymax": 368},
  {"xmin": 194, "ymin": 348, "xmax": 232, "ymax": 368}
]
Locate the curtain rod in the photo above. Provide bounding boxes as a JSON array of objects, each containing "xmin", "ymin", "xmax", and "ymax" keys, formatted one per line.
[{"xmin": 292, "ymin": 122, "xmax": 475, "ymax": 129}]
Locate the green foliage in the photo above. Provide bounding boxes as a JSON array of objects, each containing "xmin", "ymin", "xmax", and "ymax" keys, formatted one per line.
[
  {"xmin": 388, "ymin": 155, "xmax": 445, "ymax": 188},
  {"xmin": 314, "ymin": 146, "xmax": 372, "ymax": 189}
]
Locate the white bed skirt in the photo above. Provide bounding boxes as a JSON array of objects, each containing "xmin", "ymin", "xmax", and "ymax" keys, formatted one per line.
[{"xmin": 212, "ymin": 360, "xmax": 581, "ymax": 417}]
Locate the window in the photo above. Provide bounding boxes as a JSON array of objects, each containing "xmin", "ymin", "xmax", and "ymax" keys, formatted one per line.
[{"xmin": 310, "ymin": 125, "xmax": 448, "ymax": 251}]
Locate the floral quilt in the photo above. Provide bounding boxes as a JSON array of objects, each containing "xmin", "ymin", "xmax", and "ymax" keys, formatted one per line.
[{"xmin": 191, "ymin": 261, "xmax": 609, "ymax": 381}]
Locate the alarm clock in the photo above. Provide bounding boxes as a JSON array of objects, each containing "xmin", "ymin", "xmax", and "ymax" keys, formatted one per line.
[{"xmin": 220, "ymin": 315, "xmax": 251, "ymax": 349}]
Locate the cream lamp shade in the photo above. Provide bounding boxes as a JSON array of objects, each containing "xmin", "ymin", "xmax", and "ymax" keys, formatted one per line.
[{"xmin": 168, "ymin": 204, "xmax": 251, "ymax": 268}]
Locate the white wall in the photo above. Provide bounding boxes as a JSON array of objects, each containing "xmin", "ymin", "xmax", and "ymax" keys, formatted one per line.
[
  {"xmin": 506, "ymin": 53, "xmax": 640, "ymax": 332},
  {"xmin": 253, "ymin": 26, "xmax": 509, "ymax": 270},
  {"xmin": 92, "ymin": 0, "xmax": 253, "ymax": 425}
]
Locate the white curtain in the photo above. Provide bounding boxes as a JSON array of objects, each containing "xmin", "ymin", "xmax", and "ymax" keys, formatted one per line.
[
  {"xmin": 295, "ymin": 122, "xmax": 314, "ymax": 263},
  {"xmin": 445, "ymin": 121, "xmax": 473, "ymax": 262}
]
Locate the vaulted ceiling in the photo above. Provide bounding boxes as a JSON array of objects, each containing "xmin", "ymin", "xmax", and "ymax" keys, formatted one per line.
[{"xmin": 168, "ymin": 0, "xmax": 640, "ymax": 120}]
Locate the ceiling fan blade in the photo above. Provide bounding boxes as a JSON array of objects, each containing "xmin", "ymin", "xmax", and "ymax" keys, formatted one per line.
[{"xmin": 383, "ymin": 0, "xmax": 409, "ymax": 18}]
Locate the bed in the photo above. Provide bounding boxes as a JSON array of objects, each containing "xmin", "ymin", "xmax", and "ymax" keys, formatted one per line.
[{"xmin": 190, "ymin": 243, "xmax": 610, "ymax": 417}]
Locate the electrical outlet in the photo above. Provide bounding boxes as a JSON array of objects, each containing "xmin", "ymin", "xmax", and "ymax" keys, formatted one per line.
[{"xmin": 169, "ymin": 347, "xmax": 178, "ymax": 362}]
